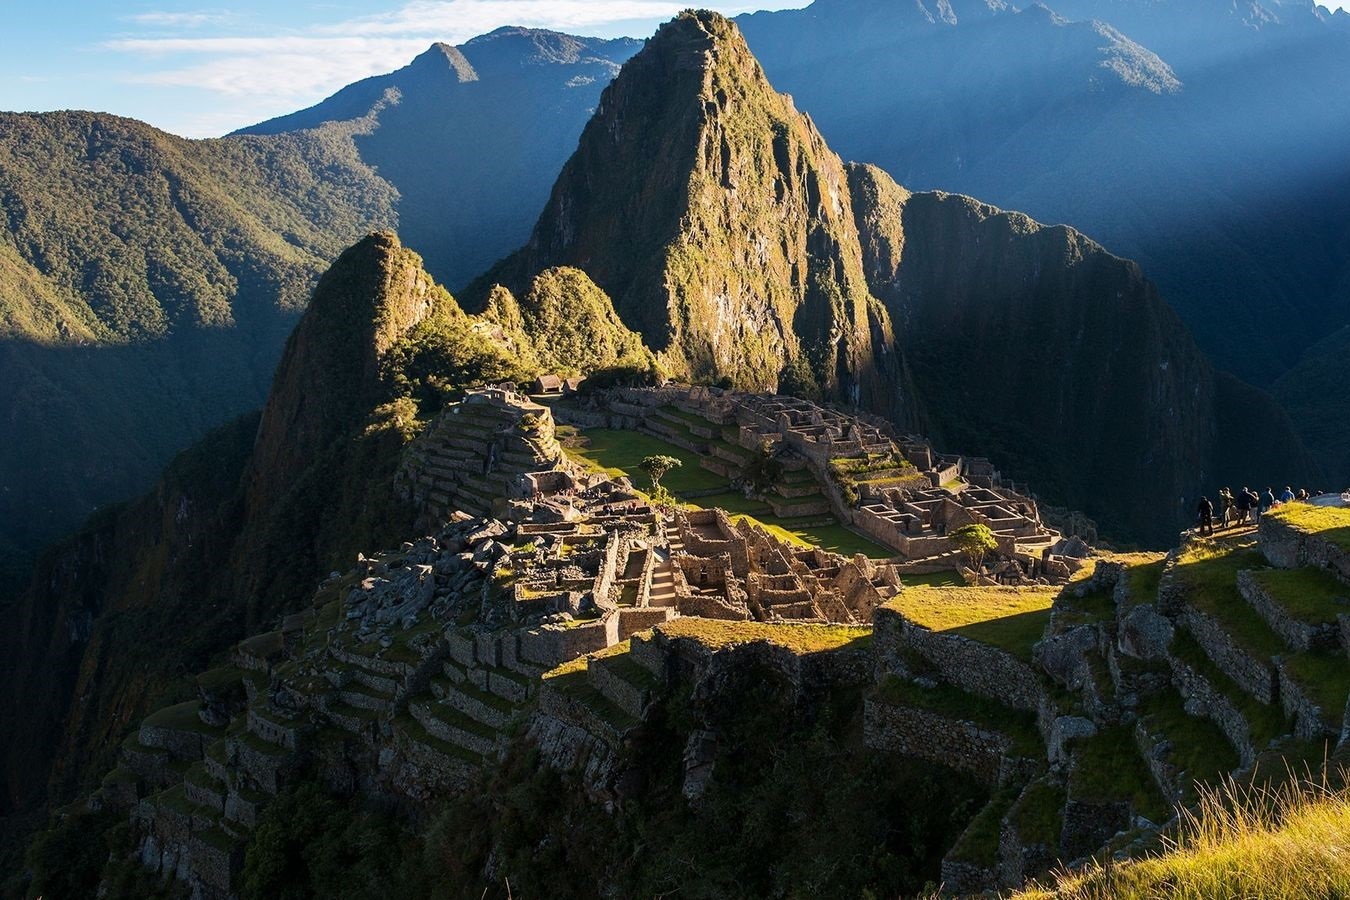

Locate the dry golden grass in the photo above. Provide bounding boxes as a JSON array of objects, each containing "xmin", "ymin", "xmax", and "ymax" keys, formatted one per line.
[
  {"xmin": 1016, "ymin": 773, "xmax": 1350, "ymax": 899},
  {"xmin": 541, "ymin": 638, "xmax": 634, "ymax": 680},
  {"xmin": 885, "ymin": 585, "xmax": 1059, "ymax": 631},
  {"xmin": 653, "ymin": 618, "xmax": 872, "ymax": 654},
  {"xmin": 1264, "ymin": 502, "xmax": 1350, "ymax": 551}
]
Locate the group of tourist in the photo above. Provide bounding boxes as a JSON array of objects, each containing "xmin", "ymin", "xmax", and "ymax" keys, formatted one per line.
[{"xmin": 1193, "ymin": 485, "xmax": 1315, "ymax": 536}]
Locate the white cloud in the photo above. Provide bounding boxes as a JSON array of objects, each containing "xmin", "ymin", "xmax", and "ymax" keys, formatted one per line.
[
  {"xmin": 121, "ymin": 42, "xmax": 430, "ymax": 98},
  {"xmin": 125, "ymin": 11, "xmax": 230, "ymax": 28}
]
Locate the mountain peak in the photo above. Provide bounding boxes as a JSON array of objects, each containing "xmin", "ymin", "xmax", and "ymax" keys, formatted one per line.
[
  {"xmin": 409, "ymin": 42, "xmax": 478, "ymax": 82},
  {"xmin": 477, "ymin": 10, "xmax": 899, "ymax": 412},
  {"xmin": 247, "ymin": 231, "xmax": 454, "ymax": 507}
]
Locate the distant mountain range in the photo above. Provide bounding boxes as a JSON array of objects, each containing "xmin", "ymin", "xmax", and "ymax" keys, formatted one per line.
[{"xmin": 0, "ymin": 31, "xmax": 632, "ymax": 584}]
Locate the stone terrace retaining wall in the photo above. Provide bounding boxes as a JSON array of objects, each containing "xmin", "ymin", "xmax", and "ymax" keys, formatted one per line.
[
  {"xmin": 1236, "ymin": 570, "xmax": 1341, "ymax": 652},
  {"xmin": 863, "ymin": 699, "xmax": 1010, "ymax": 785},
  {"xmin": 874, "ymin": 606, "xmax": 1046, "ymax": 711},
  {"xmin": 1177, "ymin": 606, "xmax": 1277, "ymax": 704},
  {"xmin": 518, "ymin": 614, "xmax": 619, "ymax": 667},
  {"xmin": 1260, "ymin": 516, "xmax": 1350, "ymax": 582},
  {"xmin": 1167, "ymin": 655, "xmax": 1257, "ymax": 767},
  {"xmin": 1273, "ymin": 658, "xmax": 1339, "ymax": 740}
]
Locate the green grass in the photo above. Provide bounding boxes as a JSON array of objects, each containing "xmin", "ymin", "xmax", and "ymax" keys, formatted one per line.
[
  {"xmin": 740, "ymin": 519, "xmax": 892, "ymax": 559},
  {"xmin": 1281, "ymin": 651, "xmax": 1350, "ymax": 721},
  {"xmin": 1057, "ymin": 585, "xmax": 1117, "ymax": 627},
  {"xmin": 1010, "ymin": 779, "xmax": 1067, "ymax": 850},
  {"xmin": 143, "ymin": 700, "xmax": 221, "ymax": 735},
  {"xmin": 1169, "ymin": 630, "xmax": 1289, "ymax": 750},
  {"xmin": 1139, "ymin": 689, "xmax": 1241, "ymax": 801},
  {"xmin": 1174, "ymin": 542, "xmax": 1286, "ymax": 657},
  {"xmin": 1264, "ymin": 503, "xmax": 1350, "ymax": 551},
  {"xmin": 1069, "ymin": 725, "xmax": 1171, "ymax": 824},
  {"xmin": 569, "ymin": 426, "xmax": 893, "ymax": 558},
  {"xmin": 886, "ymin": 586, "xmax": 1058, "ymax": 661},
  {"xmin": 564, "ymin": 428, "xmax": 728, "ymax": 493},
  {"xmin": 897, "ymin": 570, "xmax": 965, "ymax": 588},
  {"xmin": 1112, "ymin": 553, "xmax": 1167, "ymax": 608},
  {"xmin": 1248, "ymin": 567, "xmax": 1350, "ymax": 626},
  {"xmin": 949, "ymin": 781, "xmax": 1020, "ymax": 864},
  {"xmin": 874, "ymin": 675, "xmax": 1043, "ymax": 757}
]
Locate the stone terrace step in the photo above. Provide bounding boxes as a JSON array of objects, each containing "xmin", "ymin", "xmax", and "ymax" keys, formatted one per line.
[
  {"xmin": 338, "ymin": 680, "xmax": 397, "ymax": 714},
  {"xmin": 393, "ymin": 712, "xmax": 485, "ymax": 769},
  {"xmin": 587, "ymin": 652, "xmax": 657, "ymax": 720},
  {"xmin": 408, "ymin": 700, "xmax": 498, "ymax": 757},
  {"xmin": 1236, "ymin": 567, "xmax": 1347, "ymax": 653},
  {"xmin": 441, "ymin": 680, "xmax": 516, "ymax": 730}
]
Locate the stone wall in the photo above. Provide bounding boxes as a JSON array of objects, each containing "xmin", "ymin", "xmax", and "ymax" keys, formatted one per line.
[
  {"xmin": 1260, "ymin": 516, "xmax": 1350, "ymax": 582},
  {"xmin": 874, "ymin": 606, "xmax": 1046, "ymax": 711},
  {"xmin": 1178, "ymin": 607, "xmax": 1277, "ymax": 704},
  {"xmin": 1167, "ymin": 655, "xmax": 1257, "ymax": 767},
  {"xmin": 1274, "ymin": 658, "xmax": 1338, "ymax": 740},
  {"xmin": 1236, "ymin": 569, "xmax": 1340, "ymax": 652},
  {"xmin": 863, "ymin": 698, "xmax": 1010, "ymax": 785},
  {"xmin": 518, "ymin": 614, "xmax": 619, "ymax": 667}
]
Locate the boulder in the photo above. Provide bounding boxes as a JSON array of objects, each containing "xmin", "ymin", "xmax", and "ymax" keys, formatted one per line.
[{"xmin": 1118, "ymin": 605, "xmax": 1174, "ymax": 660}]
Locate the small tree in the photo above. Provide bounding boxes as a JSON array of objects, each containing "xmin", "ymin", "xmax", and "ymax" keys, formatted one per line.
[
  {"xmin": 639, "ymin": 455, "xmax": 682, "ymax": 492},
  {"xmin": 951, "ymin": 523, "xmax": 997, "ymax": 571},
  {"xmin": 742, "ymin": 444, "xmax": 785, "ymax": 494}
]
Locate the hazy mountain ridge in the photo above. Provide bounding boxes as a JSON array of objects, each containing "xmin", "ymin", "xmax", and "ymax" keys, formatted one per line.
[{"xmin": 237, "ymin": 27, "xmax": 643, "ymax": 291}]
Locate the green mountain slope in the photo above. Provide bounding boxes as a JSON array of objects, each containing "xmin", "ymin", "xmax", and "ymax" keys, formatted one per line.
[
  {"xmin": 0, "ymin": 232, "xmax": 647, "ymax": 857},
  {"xmin": 0, "ymin": 111, "xmax": 398, "ymax": 584},
  {"xmin": 474, "ymin": 11, "xmax": 903, "ymax": 416},
  {"xmin": 849, "ymin": 174, "xmax": 1313, "ymax": 542}
]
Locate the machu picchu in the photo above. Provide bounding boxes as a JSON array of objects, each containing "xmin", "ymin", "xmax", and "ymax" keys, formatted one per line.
[
  {"xmin": 71, "ymin": 375, "xmax": 1350, "ymax": 898},
  {"xmin": 7, "ymin": 5, "xmax": 1350, "ymax": 899}
]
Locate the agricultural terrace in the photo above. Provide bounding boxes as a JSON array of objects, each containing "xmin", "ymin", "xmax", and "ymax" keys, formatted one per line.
[{"xmin": 884, "ymin": 586, "xmax": 1059, "ymax": 661}]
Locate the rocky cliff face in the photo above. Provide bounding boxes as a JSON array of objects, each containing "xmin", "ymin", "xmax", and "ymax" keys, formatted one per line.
[
  {"xmin": 477, "ymin": 11, "xmax": 902, "ymax": 415},
  {"xmin": 846, "ymin": 170, "xmax": 1313, "ymax": 544},
  {"xmin": 477, "ymin": 11, "xmax": 1312, "ymax": 545},
  {"xmin": 246, "ymin": 232, "xmax": 450, "ymax": 509}
]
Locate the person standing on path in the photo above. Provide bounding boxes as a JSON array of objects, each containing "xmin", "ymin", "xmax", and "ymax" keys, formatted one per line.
[{"xmin": 1197, "ymin": 496, "xmax": 1215, "ymax": 536}]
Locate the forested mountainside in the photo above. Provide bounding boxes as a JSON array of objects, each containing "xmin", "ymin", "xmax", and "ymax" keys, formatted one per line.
[
  {"xmin": 736, "ymin": 0, "xmax": 1350, "ymax": 390},
  {"xmin": 0, "ymin": 112, "xmax": 395, "ymax": 585},
  {"xmin": 0, "ymin": 229, "xmax": 651, "ymax": 867}
]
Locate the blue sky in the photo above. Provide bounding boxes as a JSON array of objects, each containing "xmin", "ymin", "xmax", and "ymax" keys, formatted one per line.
[
  {"xmin": 3, "ymin": 1, "xmax": 1348, "ymax": 138},
  {"xmin": 0, "ymin": 1, "xmax": 811, "ymax": 138}
]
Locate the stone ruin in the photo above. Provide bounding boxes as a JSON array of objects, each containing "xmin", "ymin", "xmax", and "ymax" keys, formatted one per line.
[
  {"xmin": 94, "ymin": 383, "xmax": 1117, "ymax": 898},
  {"xmin": 549, "ymin": 383, "xmax": 1076, "ymax": 582}
]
